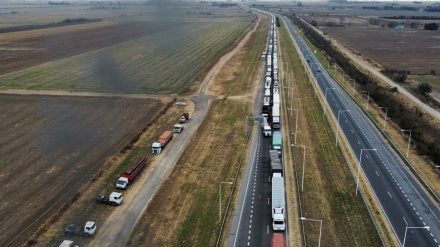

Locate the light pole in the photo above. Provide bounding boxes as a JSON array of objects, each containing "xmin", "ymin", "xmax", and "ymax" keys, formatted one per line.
[
  {"xmin": 336, "ymin": 110, "xmax": 350, "ymax": 146},
  {"xmin": 292, "ymin": 144, "xmax": 306, "ymax": 192},
  {"xmin": 401, "ymin": 129, "xmax": 412, "ymax": 158},
  {"xmin": 219, "ymin": 181, "xmax": 233, "ymax": 221},
  {"xmin": 356, "ymin": 148, "xmax": 377, "ymax": 195},
  {"xmin": 349, "ymin": 79, "xmax": 356, "ymax": 98},
  {"xmin": 323, "ymin": 88, "xmax": 336, "ymax": 117},
  {"xmin": 402, "ymin": 226, "xmax": 430, "ymax": 247},
  {"xmin": 300, "ymin": 217, "xmax": 323, "ymax": 247},
  {"xmin": 287, "ymin": 108, "xmax": 299, "ymax": 145},
  {"xmin": 379, "ymin": 107, "xmax": 388, "ymax": 130},
  {"xmin": 362, "ymin": 91, "xmax": 370, "ymax": 110}
]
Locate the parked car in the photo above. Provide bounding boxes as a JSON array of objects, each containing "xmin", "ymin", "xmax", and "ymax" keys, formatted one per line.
[{"xmin": 176, "ymin": 102, "xmax": 186, "ymax": 106}]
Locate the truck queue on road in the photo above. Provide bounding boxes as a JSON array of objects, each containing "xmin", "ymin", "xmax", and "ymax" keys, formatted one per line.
[{"xmin": 261, "ymin": 14, "xmax": 287, "ymax": 246}]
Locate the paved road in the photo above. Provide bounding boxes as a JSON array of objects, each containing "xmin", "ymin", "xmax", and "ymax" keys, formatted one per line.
[{"xmin": 284, "ymin": 16, "xmax": 440, "ymax": 247}]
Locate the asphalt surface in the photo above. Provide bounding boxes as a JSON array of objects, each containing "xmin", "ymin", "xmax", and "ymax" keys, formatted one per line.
[{"xmin": 283, "ymin": 16, "xmax": 440, "ymax": 247}]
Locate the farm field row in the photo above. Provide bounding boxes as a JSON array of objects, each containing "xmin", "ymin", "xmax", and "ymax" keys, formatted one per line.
[
  {"xmin": 0, "ymin": 94, "xmax": 166, "ymax": 247},
  {"xmin": 0, "ymin": 20, "xmax": 252, "ymax": 94}
]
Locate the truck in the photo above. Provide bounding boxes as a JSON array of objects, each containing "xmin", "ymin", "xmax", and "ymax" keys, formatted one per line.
[
  {"xmin": 152, "ymin": 130, "xmax": 173, "ymax": 154},
  {"xmin": 265, "ymin": 89, "xmax": 271, "ymax": 97},
  {"xmin": 65, "ymin": 221, "xmax": 97, "ymax": 237},
  {"xmin": 116, "ymin": 157, "xmax": 147, "ymax": 189},
  {"xmin": 265, "ymin": 77, "xmax": 272, "ymax": 89},
  {"xmin": 271, "ymin": 233, "xmax": 286, "ymax": 247},
  {"xmin": 272, "ymin": 131, "xmax": 282, "ymax": 156},
  {"xmin": 262, "ymin": 96, "xmax": 271, "ymax": 118},
  {"xmin": 269, "ymin": 150, "xmax": 282, "ymax": 176},
  {"xmin": 96, "ymin": 192, "xmax": 124, "ymax": 206},
  {"xmin": 272, "ymin": 174, "xmax": 286, "ymax": 231},
  {"xmin": 173, "ymin": 124, "xmax": 184, "ymax": 133},
  {"xmin": 262, "ymin": 116, "xmax": 272, "ymax": 137},
  {"xmin": 179, "ymin": 113, "xmax": 189, "ymax": 123},
  {"xmin": 272, "ymin": 103, "xmax": 280, "ymax": 129}
]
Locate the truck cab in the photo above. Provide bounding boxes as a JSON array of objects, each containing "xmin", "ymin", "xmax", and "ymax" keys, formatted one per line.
[
  {"xmin": 173, "ymin": 124, "xmax": 184, "ymax": 133},
  {"xmin": 272, "ymin": 209, "xmax": 286, "ymax": 231},
  {"xmin": 116, "ymin": 177, "xmax": 129, "ymax": 189},
  {"xmin": 83, "ymin": 221, "xmax": 97, "ymax": 237},
  {"xmin": 109, "ymin": 192, "xmax": 123, "ymax": 205}
]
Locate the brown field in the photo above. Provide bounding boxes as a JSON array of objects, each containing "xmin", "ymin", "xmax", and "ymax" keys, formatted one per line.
[
  {"xmin": 320, "ymin": 26, "xmax": 440, "ymax": 74},
  {"xmin": 0, "ymin": 94, "xmax": 165, "ymax": 246},
  {"xmin": 0, "ymin": 20, "xmax": 186, "ymax": 76}
]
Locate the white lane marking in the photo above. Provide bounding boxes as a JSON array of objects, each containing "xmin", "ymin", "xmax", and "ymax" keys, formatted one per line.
[
  {"xmin": 403, "ymin": 217, "xmax": 408, "ymax": 225},
  {"xmin": 268, "ymin": 198, "xmax": 270, "ymax": 205},
  {"xmin": 387, "ymin": 191, "xmax": 392, "ymax": 198},
  {"xmin": 267, "ymin": 225, "xmax": 269, "ymax": 234},
  {"xmin": 375, "ymin": 171, "xmax": 379, "ymax": 176}
]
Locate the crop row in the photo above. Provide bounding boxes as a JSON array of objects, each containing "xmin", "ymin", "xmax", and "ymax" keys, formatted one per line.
[{"xmin": 0, "ymin": 19, "xmax": 251, "ymax": 94}]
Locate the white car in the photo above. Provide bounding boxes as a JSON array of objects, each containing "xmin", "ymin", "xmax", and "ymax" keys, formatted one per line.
[{"xmin": 176, "ymin": 102, "xmax": 186, "ymax": 106}]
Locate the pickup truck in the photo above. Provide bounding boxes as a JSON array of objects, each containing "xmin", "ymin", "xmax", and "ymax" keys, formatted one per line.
[{"xmin": 173, "ymin": 124, "xmax": 184, "ymax": 133}]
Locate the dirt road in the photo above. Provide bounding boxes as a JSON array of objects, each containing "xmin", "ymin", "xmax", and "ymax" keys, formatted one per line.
[{"xmin": 87, "ymin": 18, "xmax": 260, "ymax": 246}]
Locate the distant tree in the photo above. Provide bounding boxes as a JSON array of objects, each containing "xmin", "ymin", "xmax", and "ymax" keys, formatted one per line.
[
  {"xmin": 430, "ymin": 70, "xmax": 436, "ymax": 75},
  {"xmin": 424, "ymin": 22, "xmax": 439, "ymax": 30},
  {"xmin": 410, "ymin": 22, "xmax": 418, "ymax": 28},
  {"xmin": 387, "ymin": 21, "xmax": 398, "ymax": 28},
  {"xmin": 417, "ymin": 83, "xmax": 432, "ymax": 95},
  {"xmin": 311, "ymin": 20, "xmax": 317, "ymax": 26}
]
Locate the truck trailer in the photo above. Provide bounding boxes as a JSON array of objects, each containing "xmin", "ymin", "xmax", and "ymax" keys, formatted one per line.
[
  {"xmin": 152, "ymin": 131, "xmax": 173, "ymax": 154},
  {"xmin": 272, "ymin": 131, "xmax": 282, "ymax": 156},
  {"xmin": 116, "ymin": 157, "xmax": 147, "ymax": 189},
  {"xmin": 272, "ymin": 103, "xmax": 280, "ymax": 129},
  {"xmin": 271, "ymin": 233, "xmax": 286, "ymax": 247},
  {"xmin": 269, "ymin": 150, "xmax": 282, "ymax": 176},
  {"xmin": 272, "ymin": 174, "xmax": 286, "ymax": 231}
]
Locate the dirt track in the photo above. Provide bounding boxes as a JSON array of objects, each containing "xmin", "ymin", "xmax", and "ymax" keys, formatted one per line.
[
  {"xmin": 0, "ymin": 94, "xmax": 165, "ymax": 246},
  {"xmin": 87, "ymin": 16, "xmax": 260, "ymax": 247}
]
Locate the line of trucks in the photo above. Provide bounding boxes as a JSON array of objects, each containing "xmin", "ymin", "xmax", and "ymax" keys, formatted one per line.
[
  {"xmin": 264, "ymin": 14, "xmax": 286, "ymax": 247},
  {"xmin": 59, "ymin": 109, "xmax": 190, "ymax": 246}
]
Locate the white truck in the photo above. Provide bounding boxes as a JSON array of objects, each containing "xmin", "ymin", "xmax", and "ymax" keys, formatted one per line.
[
  {"xmin": 265, "ymin": 77, "xmax": 272, "ymax": 89},
  {"xmin": 173, "ymin": 124, "xmax": 184, "ymax": 133},
  {"xmin": 96, "ymin": 192, "xmax": 124, "ymax": 206},
  {"xmin": 273, "ymin": 93, "xmax": 280, "ymax": 105},
  {"xmin": 272, "ymin": 103, "xmax": 280, "ymax": 129},
  {"xmin": 59, "ymin": 240, "xmax": 79, "ymax": 247},
  {"xmin": 272, "ymin": 173, "xmax": 286, "ymax": 231},
  {"xmin": 262, "ymin": 116, "xmax": 272, "ymax": 137}
]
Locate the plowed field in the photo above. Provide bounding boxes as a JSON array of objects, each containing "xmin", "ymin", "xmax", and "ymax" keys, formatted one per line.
[
  {"xmin": 0, "ymin": 94, "xmax": 165, "ymax": 246},
  {"xmin": 0, "ymin": 21, "xmax": 186, "ymax": 75}
]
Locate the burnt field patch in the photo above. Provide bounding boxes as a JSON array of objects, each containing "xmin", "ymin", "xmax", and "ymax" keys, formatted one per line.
[{"xmin": 0, "ymin": 94, "xmax": 165, "ymax": 246}]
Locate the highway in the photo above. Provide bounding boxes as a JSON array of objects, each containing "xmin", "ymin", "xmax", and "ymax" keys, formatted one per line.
[
  {"xmin": 226, "ymin": 127, "xmax": 273, "ymax": 247},
  {"xmin": 283, "ymin": 16, "xmax": 440, "ymax": 246}
]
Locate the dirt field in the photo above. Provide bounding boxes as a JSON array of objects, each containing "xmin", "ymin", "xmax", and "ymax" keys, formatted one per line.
[
  {"xmin": 0, "ymin": 94, "xmax": 165, "ymax": 246},
  {"xmin": 0, "ymin": 20, "xmax": 185, "ymax": 76},
  {"xmin": 320, "ymin": 26, "xmax": 440, "ymax": 74}
]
